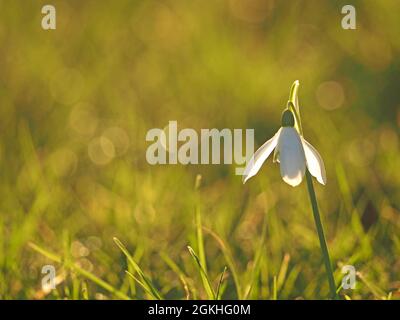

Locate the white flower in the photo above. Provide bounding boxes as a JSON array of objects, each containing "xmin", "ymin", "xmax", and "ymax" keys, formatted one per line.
[{"xmin": 243, "ymin": 110, "xmax": 326, "ymax": 187}]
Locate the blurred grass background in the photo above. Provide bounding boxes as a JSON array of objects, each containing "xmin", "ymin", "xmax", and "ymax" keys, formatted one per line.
[{"xmin": 0, "ymin": 0, "xmax": 399, "ymax": 299}]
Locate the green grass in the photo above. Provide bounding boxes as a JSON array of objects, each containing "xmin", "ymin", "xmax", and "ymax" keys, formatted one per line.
[{"xmin": 0, "ymin": 0, "xmax": 399, "ymax": 300}]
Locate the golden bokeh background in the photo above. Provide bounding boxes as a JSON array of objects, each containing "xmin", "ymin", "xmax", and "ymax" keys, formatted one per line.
[{"xmin": 0, "ymin": 0, "xmax": 398, "ymax": 299}]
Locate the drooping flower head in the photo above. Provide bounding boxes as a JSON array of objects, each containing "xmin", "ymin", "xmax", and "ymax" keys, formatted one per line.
[{"xmin": 243, "ymin": 97, "xmax": 326, "ymax": 187}]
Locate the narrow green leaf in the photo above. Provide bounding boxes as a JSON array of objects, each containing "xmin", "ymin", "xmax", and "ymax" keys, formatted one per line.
[
  {"xmin": 113, "ymin": 237, "xmax": 162, "ymax": 300},
  {"xmin": 187, "ymin": 246, "xmax": 215, "ymax": 299},
  {"xmin": 216, "ymin": 266, "xmax": 227, "ymax": 300},
  {"xmin": 29, "ymin": 242, "xmax": 130, "ymax": 300}
]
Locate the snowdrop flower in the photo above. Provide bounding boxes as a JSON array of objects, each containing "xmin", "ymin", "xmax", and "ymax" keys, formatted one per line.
[
  {"xmin": 244, "ymin": 81, "xmax": 336, "ymax": 299},
  {"xmin": 242, "ymin": 109, "xmax": 326, "ymax": 187}
]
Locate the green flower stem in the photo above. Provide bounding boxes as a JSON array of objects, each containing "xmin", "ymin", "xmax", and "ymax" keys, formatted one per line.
[
  {"xmin": 288, "ymin": 80, "xmax": 337, "ymax": 299},
  {"xmin": 305, "ymin": 170, "xmax": 337, "ymax": 299}
]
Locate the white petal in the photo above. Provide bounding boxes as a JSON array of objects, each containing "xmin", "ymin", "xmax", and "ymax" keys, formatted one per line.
[
  {"xmin": 242, "ymin": 129, "xmax": 281, "ymax": 184},
  {"xmin": 301, "ymin": 138, "xmax": 327, "ymax": 185},
  {"xmin": 277, "ymin": 127, "xmax": 306, "ymax": 187}
]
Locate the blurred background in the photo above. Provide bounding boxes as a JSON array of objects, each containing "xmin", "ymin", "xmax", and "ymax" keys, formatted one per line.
[{"xmin": 0, "ymin": 0, "xmax": 399, "ymax": 299}]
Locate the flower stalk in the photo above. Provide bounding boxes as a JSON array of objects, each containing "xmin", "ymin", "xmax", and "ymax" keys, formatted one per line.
[
  {"xmin": 305, "ymin": 170, "xmax": 337, "ymax": 299},
  {"xmin": 288, "ymin": 81, "xmax": 337, "ymax": 299},
  {"xmin": 242, "ymin": 80, "xmax": 337, "ymax": 298}
]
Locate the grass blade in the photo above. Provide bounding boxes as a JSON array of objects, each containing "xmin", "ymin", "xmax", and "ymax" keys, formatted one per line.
[
  {"xmin": 216, "ymin": 266, "xmax": 227, "ymax": 300},
  {"xmin": 113, "ymin": 237, "xmax": 162, "ymax": 300},
  {"xmin": 204, "ymin": 227, "xmax": 242, "ymax": 299},
  {"xmin": 187, "ymin": 246, "xmax": 215, "ymax": 299},
  {"xmin": 277, "ymin": 253, "xmax": 290, "ymax": 292},
  {"xmin": 272, "ymin": 275, "xmax": 277, "ymax": 300},
  {"xmin": 29, "ymin": 242, "xmax": 130, "ymax": 300},
  {"xmin": 160, "ymin": 252, "xmax": 191, "ymax": 300}
]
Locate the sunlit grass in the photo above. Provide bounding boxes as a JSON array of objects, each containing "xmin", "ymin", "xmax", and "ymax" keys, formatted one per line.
[{"xmin": 0, "ymin": 0, "xmax": 399, "ymax": 300}]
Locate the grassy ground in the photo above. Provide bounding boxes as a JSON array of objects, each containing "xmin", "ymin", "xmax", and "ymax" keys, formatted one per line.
[{"xmin": 0, "ymin": 0, "xmax": 399, "ymax": 299}]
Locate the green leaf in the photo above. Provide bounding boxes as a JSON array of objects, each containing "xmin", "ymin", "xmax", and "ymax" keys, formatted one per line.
[
  {"xmin": 29, "ymin": 242, "xmax": 130, "ymax": 300},
  {"xmin": 113, "ymin": 237, "xmax": 163, "ymax": 300},
  {"xmin": 187, "ymin": 246, "xmax": 216, "ymax": 299}
]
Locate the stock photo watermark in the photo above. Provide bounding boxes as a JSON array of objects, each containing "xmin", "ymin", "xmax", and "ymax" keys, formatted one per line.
[
  {"xmin": 341, "ymin": 5, "xmax": 356, "ymax": 30},
  {"xmin": 41, "ymin": 4, "xmax": 56, "ymax": 30},
  {"xmin": 41, "ymin": 265, "xmax": 56, "ymax": 291},
  {"xmin": 341, "ymin": 265, "xmax": 356, "ymax": 290},
  {"xmin": 146, "ymin": 121, "xmax": 255, "ymax": 175},
  {"xmin": 38, "ymin": 263, "xmax": 357, "ymax": 295},
  {"xmin": 40, "ymin": 4, "xmax": 355, "ymax": 31}
]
